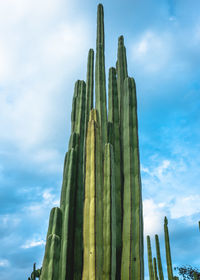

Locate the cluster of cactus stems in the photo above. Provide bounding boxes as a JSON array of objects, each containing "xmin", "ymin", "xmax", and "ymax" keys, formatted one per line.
[
  {"xmin": 147, "ymin": 217, "xmax": 177, "ymax": 280},
  {"xmin": 37, "ymin": 3, "xmax": 144, "ymax": 280}
]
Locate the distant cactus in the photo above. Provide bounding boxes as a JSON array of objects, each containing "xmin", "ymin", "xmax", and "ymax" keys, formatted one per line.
[
  {"xmin": 153, "ymin": 257, "xmax": 159, "ymax": 280},
  {"xmin": 147, "ymin": 236, "xmax": 154, "ymax": 280},
  {"xmin": 164, "ymin": 217, "xmax": 173, "ymax": 280},
  {"xmin": 155, "ymin": 234, "xmax": 164, "ymax": 280}
]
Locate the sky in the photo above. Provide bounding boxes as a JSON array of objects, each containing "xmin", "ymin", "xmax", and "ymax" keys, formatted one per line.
[{"xmin": 0, "ymin": 0, "xmax": 199, "ymax": 279}]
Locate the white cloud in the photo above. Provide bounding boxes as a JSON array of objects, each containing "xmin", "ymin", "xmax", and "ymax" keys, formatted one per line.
[
  {"xmin": 170, "ymin": 195, "xmax": 200, "ymax": 219},
  {"xmin": 21, "ymin": 239, "xmax": 45, "ymax": 249},
  {"xmin": 0, "ymin": 0, "xmax": 92, "ymax": 172},
  {"xmin": 131, "ymin": 31, "xmax": 173, "ymax": 72},
  {"xmin": 0, "ymin": 259, "xmax": 9, "ymax": 267},
  {"xmin": 25, "ymin": 188, "xmax": 59, "ymax": 218},
  {"xmin": 143, "ymin": 198, "xmax": 167, "ymax": 236}
]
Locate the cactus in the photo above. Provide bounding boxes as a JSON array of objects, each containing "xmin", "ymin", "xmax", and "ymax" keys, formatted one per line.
[
  {"xmin": 121, "ymin": 77, "xmax": 144, "ymax": 279},
  {"xmin": 153, "ymin": 257, "xmax": 159, "ymax": 280},
  {"xmin": 164, "ymin": 217, "xmax": 173, "ymax": 280},
  {"xmin": 155, "ymin": 234, "xmax": 164, "ymax": 280},
  {"xmin": 116, "ymin": 36, "xmax": 128, "ymax": 120},
  {"xmin": 103, "ymin": 143, "xmax": 116, "ymax": 280},
  {"xmin": 37, "ymin": 4, "xmax": 145, "ymax": 280},
  {"xmin": 59, "ymin": 148, "xmax": 77, "ymax": 280},
  {"xmin": 147, "ymin": 236, "xmax": 154, "ymax": 280},
  {"xmin": 108, "ymin": 67, "xmax": 122, "ymax": 278},
  {"xmin": 95, "ymin": 4, "xmax": 107, "ymax": 147},
  {"xmin": 40, "ymin": 208, "xmax": 62, "ymax": 280},
  {"xmin": 82, "ymin": 109, "xmax": 103, "ymax": 279},
  {"xmin": 85, "ymin": 49, "xmax": 94, "ymax": 129}
]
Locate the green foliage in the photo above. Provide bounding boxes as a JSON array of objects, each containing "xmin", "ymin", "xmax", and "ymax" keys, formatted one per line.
[{"xmin": 174, "ymin": 266, "xmax": 200, "ymax": 280}]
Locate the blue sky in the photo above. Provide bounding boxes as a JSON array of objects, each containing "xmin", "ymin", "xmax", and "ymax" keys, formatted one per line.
[{"xmin": 0, "ymin": 0, "xmax": 199, "ymax": 279}]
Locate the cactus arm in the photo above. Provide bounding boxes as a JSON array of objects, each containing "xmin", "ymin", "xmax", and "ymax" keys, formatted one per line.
[
  {"xmin": 73, "ymin": 81, "xmax": 86, "ymax": 279},
  {"xmin": 40, "ymin": 208, "xmax": 62, "ymax": 280},
  {"xmin": 116, "ymin": 35, "xmax": 128, "ymax": 118},
  {"xmin": 82, "ymin": 109, "xmax": 103, "ymax": 280},
  {"xmin": 59, "ymin": 148, "xmax": 77, "ymax": 280},
  {"xmin": 121, "ymin": 77, "xmax": 144, "ymax": 279},
  {"xmin": 95, "ymin": 4, "xmax": 107, "ymax": 147},
  {"xmin": 86, "ymin": 49, "xmax": 94, "ymax": 127},
  {"xmin": 108, "ymin": 67, "xmax": 122, "ymax": 278},
  {"xmin": 103, "ymin": 143, "xmax": 116, "ymax": 280}
]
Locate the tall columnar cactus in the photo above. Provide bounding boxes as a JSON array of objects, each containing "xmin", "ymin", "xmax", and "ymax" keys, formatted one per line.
[
  {"xmin": 38, "ymin": 4, "xmax": 144, "ymax": 280},
  {"xmin": 153, "ymin": 257, "xmax": 159, "ymax": 280},
  {"xmin": 155, "ymin": 234, "xmax": 164, "ymax": 280},
  {"xmin": 121, "ymin": 77, "xmax": 144, "ymax": 279},
  {"xmin": 147, "ymin": 236, "xmax": 154, "ymax": 280},
  {"xmin": 164, "ymin": 217, "xmax": 173, "ymax": 280}
]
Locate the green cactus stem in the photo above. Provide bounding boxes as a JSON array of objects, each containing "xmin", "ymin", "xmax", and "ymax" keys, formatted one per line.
[
  {"xmin": 40, "ymin": 208, "xmax": 62, "ymax": 280},
  {"xmin": 108, "ymin": 67, "xmax": 122, "ymax": 278},
  {"xmin": 73, "ymin": 81, "xmax": 86, "ymax": 279},
  {"xmin": 155, "ymin": 234, "xmax": 164, "ymax": 280},
  {"xmin": 103, "ymin": 143, "xmax": 116, "ymax": 280},
  {"xmin": 59, "ymin": 148, "xmax": 77, "ymax": 280},
  {"xmin": 116, "ymin": 35, "xmax": 128, "ymax": 120},
  {"xmin": 85, "ymin": 48, "xmax": 94, "ymax": 130},
  {"xmin": 147, "ymin": 236, "xmax": 154, "ymax": 280},
  {"xmin": 82, "ymin": 109, "xmax": 103, "ymax": 279},
  {"xmin": 121, "ymin": 77, "xmax": 144, "ymax": 279},
  {"xmin": 164, "ymin": 217, "xmax": 173, "ymax": 280},
  {"xmin": 95, "ymin": 3, "xmax": 107, "ymax": 147}
]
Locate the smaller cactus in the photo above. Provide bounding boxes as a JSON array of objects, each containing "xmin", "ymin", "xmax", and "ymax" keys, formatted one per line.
[
  {"xmin": 164, "ymin": 217, "xmax": 173, "ymax": 280},
  {"xmin": 153, "ymin": 257, "xmax": 158, "ymax": 280},
  {"xmin": 147, "ymin": 236, "xmax": 154, "ymax": 280},
  {"xmin": 155, "ymin": 234, "xmax": 164, "ymax": 280}
]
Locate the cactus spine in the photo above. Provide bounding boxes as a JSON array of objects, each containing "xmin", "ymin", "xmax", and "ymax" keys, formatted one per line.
[
  {"xmin": 155, "ymin": 234, "xmax": 164, "ymax": 280},
  {"xmin": 164, "ymin": 217, "xmax": 173, "ymax": 280},
  {"xmin": 38, "ymin": 4, "xmax": 144, "ymax": 280},
  {"xmin": 147, "ymin": 236, "xmax": 154, "ymax": 280}
]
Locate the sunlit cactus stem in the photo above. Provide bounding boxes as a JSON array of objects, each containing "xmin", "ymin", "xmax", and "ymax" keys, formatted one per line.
[{"xmin": 82, "ymin": 109, "xmax": 103, "ymax": 279}]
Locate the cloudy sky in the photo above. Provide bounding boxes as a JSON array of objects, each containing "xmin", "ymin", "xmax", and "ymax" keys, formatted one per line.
[{"xmin": 0, "ymin": 0, "xmax": 199, "ymax": 279}]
